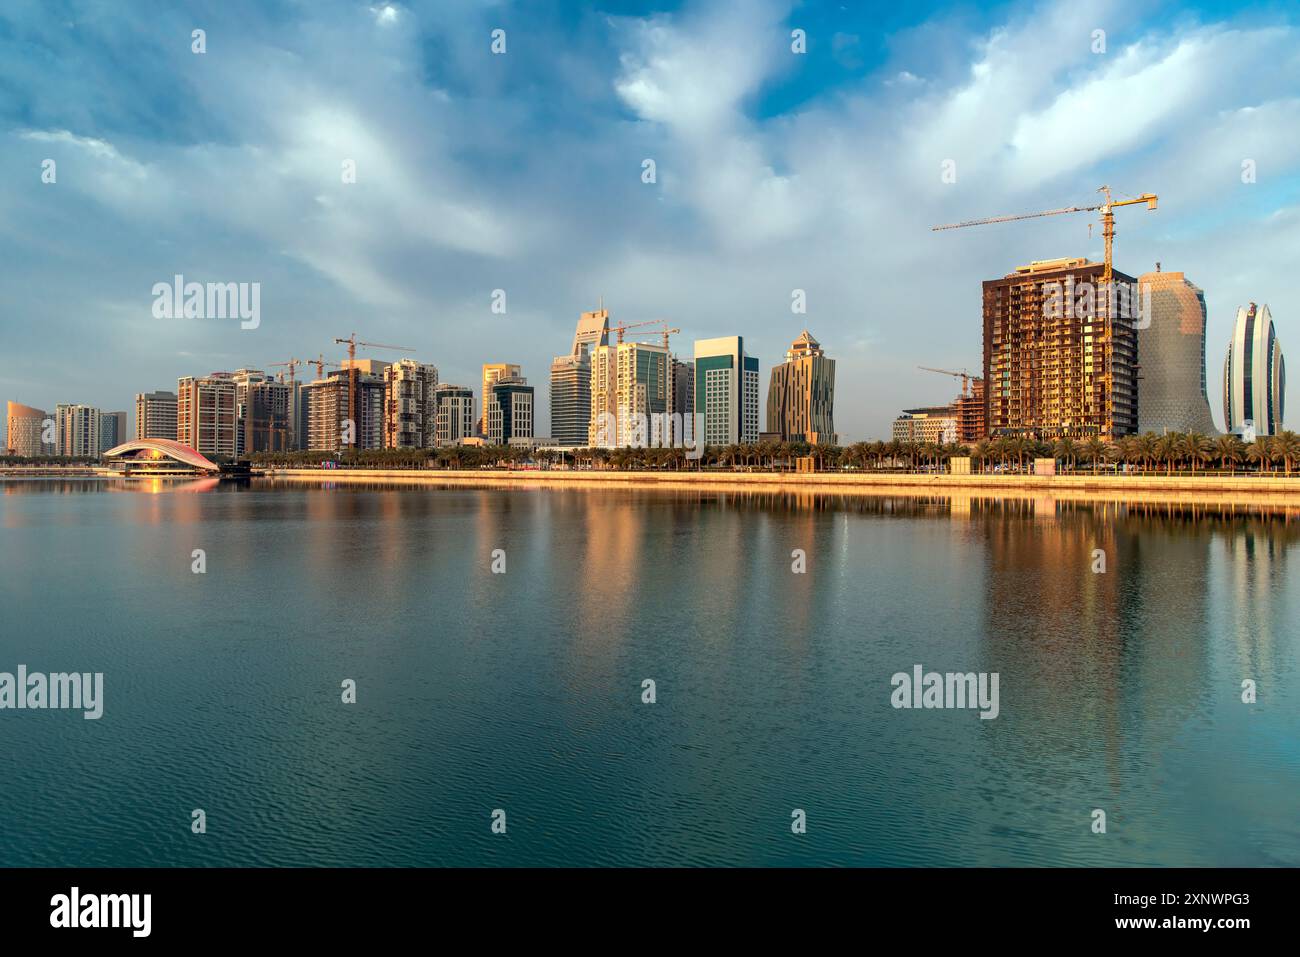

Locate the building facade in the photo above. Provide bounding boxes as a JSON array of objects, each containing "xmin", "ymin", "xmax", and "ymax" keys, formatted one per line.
[
  {"xmin": 954, "ymin": 378, "xmax": 986, "ymax": 442},
  {"xmin": 6, "ymin": 401, "xmax": 52, "ymax": 457},
  {"xmin": 1224, "ymin": 302, "xmax": 1286, "ymax": 436},
  {"xmin": 55, "ymin": 404, "xmax": 102, "ymax": 458},
  {"xmin": 983, "ymin": 258, "xmax": 1139, "ymax": 440},
  {"xmin": 694, "ymin": 336, "xmax": 759, "ymax": 447},
  {"xmin": 486, "ymin": 377, "xmax": 535, "ymax": 445},
  {"xmin": 765, "ymin": 330, "xmax": 837, "ymax": 445},
  {"xmin": 302, "ymin": 371, "xmax": 384, "ymax": 452},
  {"xmin": 98, "ymin": 411, "xmax": 127, "ymax": 453},
  {"xmin": 177, "ymin": 374, "xmax": 237, "ymax": 458},
  {"xmin": 434, "ymin": 385, "xmax": 475, "ymax": 444},
  {"xmin": 135, "ymin": 391, "xmax": 178, "ymax": 441},
  {"xmin": 383, "ymin": 359, "xmax": 439, "ymax": 449},
  {"xmin": 588, "ymin": 341, "xmax": 671, "ymax": 447},
  {"xmin": 1136, "ymin": 268, "xmax": 1217, "ymax": 435},
  {"xmin": 230, "ymin": 369, "xmax": 293, "ymax": 455},
  {"xmin": 892, "ymin": 407, "xmax": 959, "ymax": 445},
  {"xmin": 549, "ymin": 354, "xmax": 591, "ymax": 447},
  {"xmin": 479, "ymin": 363, "xmax": 521, "ymax": 435},
  {"xmin": 550, "ymin": 307, "xmax": 610, "ymax": 447}
]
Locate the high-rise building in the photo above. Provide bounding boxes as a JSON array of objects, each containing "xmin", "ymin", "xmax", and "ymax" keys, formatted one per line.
[
  {"xmin": 384, "ymin": 359, "xmax": 439, "ymax": 448},
  {"xmin": 694, "ymin": 336, "xmax": 759, "ymax": 447},
  {"xmin": 550, "ymin": 354, "xmax": 591, "ymax": 447},
  {"xmin": 892, "ymin": 407, "xmax": 959, "ymax": 444},
  {"xmin": 669, "ymin": 357, "xmax": 695, "ymax": 445},
  {"xmin": 177, "ymin": 374, "xmax": 237, "ymax": 457},
  {"xmin": 953, "ymin": 378, "xmax": 986, "ymax": 443},
  {"xmin": 1224, "ymin": 302, "xmax": 1286, "ymax": 436},
  {"xmin": 135, "ymin": 391, "xmax": 177, "ymax": 440},
  {"xmin": 98, "ymin": 411, "xmax": 127, "ymax": 453},
  {"xmin": 766, "ymin": 330, "xmax": 837, "ymax": 445},
  {"xmin": 55, "ymin": 404, "xmax": 102, "ymax": 458},
  {"xmin": 588, "ymin": 341, "xmax": 671, "ymax": 447},
  {"xmin": 434, "ymin": 384, "xmax": 475, "ymax": 444},
  {"xmin": 983, "ymin": 258, "xmax": 1139, "ymax": 440},
  {"xmin": 302, "ymin": 371, "xmax": 384, "ymax": 452},
  {"xmin": 550, "ymin": 307, "xmax": 611, "ymax": 447},
  {"xmin": 6, "ymin": 402, "xmax": 52, "ymax": 457},
  {"xmin": 480, "ymin": 363, "xmax": 522, "ymax": 435},
  {"xmin": 486, "ymin": 376, "xmax": 535, "ymax": 445},
  {"xmin": 1135, "ymin": 268, "xmax": 1217, "ymax": 435},
  {"xmin": 231, "ymin": 369, "xmax": 293, "ymax": 454}
]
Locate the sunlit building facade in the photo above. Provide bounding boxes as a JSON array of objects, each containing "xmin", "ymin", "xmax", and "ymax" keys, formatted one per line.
[
  {"xmin": 1136, "ymin": 268, "xmax": 1217, "ymax": 435},
  {"xmin": 766, "ymin": 330, "xmax": 837, "ymax": 445},
  {"xmin": 1223, "ymin": 302, "xmax": 1285, "ymax": 436},
  {"xmin": 177, "ymin": 374, "xmax": 237, "ymax": 458},
  {"xmin": 5, "ymin": 401, "xmax": 52, "ymax": 457},
  {"xmin": 135, "ymin": 391, "xmax": 177, "ymax": 441}
]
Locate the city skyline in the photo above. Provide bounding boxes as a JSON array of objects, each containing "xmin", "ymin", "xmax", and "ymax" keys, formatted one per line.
[{"xmin": 2, "ymin": 0, "xmax": 1298, "ymax": 444}]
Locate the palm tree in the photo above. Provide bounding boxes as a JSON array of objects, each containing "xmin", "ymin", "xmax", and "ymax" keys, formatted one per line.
[
  {"xmin": 1212, "ymin": 434, "xmax": 1243, "ymax": 473},
  {"xmin": 1245, "ymin": 439, "xmax": 1273, "ymax": 473},
  {"xmin": 1180, "ymin": 432, "xmax": 1213, "ymax": 474},
  {"xmin": 1081, "ymin": 437, "xmax": 1107, "ymax": 474},
  {"xmin": 1054, "ymin": 437, "xmax": 1078, "ymax": 472},
  {"xmin": 971, "ymin": 440, "xmax": 991, "ymax": 474},
  {"xmin": 1274, "ymin": 430, "xmax": 1300, "ymax": 475}
]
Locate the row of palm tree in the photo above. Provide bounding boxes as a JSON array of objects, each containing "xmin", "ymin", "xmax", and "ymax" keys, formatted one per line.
[{"xmin": 245, "ymin": 429, "xmax": 1300, "ymax": 476}]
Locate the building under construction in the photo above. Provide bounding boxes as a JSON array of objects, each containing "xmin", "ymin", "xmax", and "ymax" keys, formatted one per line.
[
  {"xmin": 917, "ymin": 367, "xmax": 986, "ymax": 442},
  {"xmin": 982, "ymin": 257, "xmax": 1138, "ymax": 440}
]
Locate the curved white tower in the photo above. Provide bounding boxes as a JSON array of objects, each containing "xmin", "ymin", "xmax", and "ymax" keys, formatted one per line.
[{"xmin": 1223, "ymin": 303, "xmax": 1285, "ymax": 436}]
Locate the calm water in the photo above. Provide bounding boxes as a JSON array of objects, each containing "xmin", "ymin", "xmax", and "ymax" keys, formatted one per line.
[{"xmin": 1, "ymin": 478, "xmax": 1297, "ymax": 867}]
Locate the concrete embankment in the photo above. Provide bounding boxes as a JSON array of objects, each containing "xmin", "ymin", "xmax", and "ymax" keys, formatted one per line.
[{"xmin": 258, "ymin": 467, "xmax": 1300, "ymax": 507}]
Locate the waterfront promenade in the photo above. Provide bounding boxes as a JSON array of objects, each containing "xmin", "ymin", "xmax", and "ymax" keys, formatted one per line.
[{"xmin": 258, "ymin": 467, "xmax": 1300, "ymax": 505}]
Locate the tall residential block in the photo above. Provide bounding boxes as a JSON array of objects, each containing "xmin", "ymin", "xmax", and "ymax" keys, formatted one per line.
[
  {"xmin": 694, "ymin": 336, "xmax": 759, "ymax": 447},
  {"xmin": 1224, "ymin": 302, "xmax": 1286, "ymax": 436},
  {"xmin": 486, "ymin": 376, "xmax": 535, "ymax": 445},
  {"xmin": 98, "ymin": 411, "xmax": 127, "ymax": 453},
  {"xmin": 135, "ymin": 391, "xmax": 178, "ymax": 440},
  {"xmin": 232, "ymin": 369, "xmax": 293, "ymax": 454},
  {"xmin": 588, "ymin": 341, "xmax": 670, "ymax": 447},
  {"xmin": 302, "ymin": 371, "xmax": 384, "ymax": 452},
  {"xmin": 982, "ymin": 258, "xmax": 1138, "ymax": 440},
  {"xmin": 434, "ymin": 384, "xmax": 475, "ymax": 444},
  {"xmin": 1136, "ymin": 268, "xmax": 1217, "ymax": 435},
  {"xmin": 479, "ymin": 363, "xmax": 521, "ymax": 435},
  {"xmin": 384, "ymin": 359, "xmax": 439, "ymax": 449},
  {"xmin": 55, "ymin": 404, "xmax": 102, "ymax": 458},
  {"xmin": 765, "ymin": 330, "xmax": 837, "ymax": 445},
  {"xmin": 550, "ymin": 307, "xmax": 610, "ymax": 447},
  {"xmin": 177, "ymin": 374, "xmax": 237, "ymax": 457},
  {"xmin": 550, "ymin": 354, "xmax": 591, "ymax": 447},
  {"xmin": 6, "ymin": 401, "xmax": 52, "ymax": 457}
]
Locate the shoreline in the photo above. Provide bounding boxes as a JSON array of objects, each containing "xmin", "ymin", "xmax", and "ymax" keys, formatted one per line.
[{"xmin": 256, "ymin": 467, "xmax": 1300, "ymax": 507}]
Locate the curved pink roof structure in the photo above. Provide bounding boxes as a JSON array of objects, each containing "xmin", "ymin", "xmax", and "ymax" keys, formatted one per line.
[{"xmin": 103, "ymin": 439, "xmax": 220, "ymax": 472}]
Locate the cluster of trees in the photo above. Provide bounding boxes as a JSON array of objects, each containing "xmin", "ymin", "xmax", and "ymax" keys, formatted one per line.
[
  {"xmin": 0, "ymin": 454, "xmax": 100, "ymax": 466},
  {"xmin": 245, "ymin": 429, "xmax": 1300, "ymax": 477},
  {"xmin": 832, "ymin": 431, "xmax": 1300, "ymax": 475}
]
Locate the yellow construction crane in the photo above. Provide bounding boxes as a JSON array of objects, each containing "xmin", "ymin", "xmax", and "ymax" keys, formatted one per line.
[
  {"xmin": 931, "ymin": 185, "xmax": 1157, "ymax": 440},
  {"xmin": 614, "ymin": 318, "xmax": 680, "ymax": 348},
  {"xmin": 333, "ymin": 334, "xmax": 415, "ymax": 447},
  {"xmin": 931, "ymin": 185, "xmax": 1156, "ymax": 284},
  {"xmin": 918, "ymin": 365, "xmax": 974, "ymax": 398}
]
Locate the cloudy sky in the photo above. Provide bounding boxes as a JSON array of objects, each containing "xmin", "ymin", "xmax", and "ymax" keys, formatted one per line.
[{"xmin": 2, "ymin": 0, "xmax": 1298, "ymax": 442}]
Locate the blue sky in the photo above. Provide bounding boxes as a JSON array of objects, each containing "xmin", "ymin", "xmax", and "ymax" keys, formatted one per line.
[{"xmin": 2, "ymin": 0, "xmax": 1299, "ymax": 441}]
